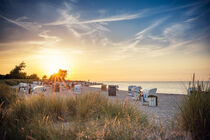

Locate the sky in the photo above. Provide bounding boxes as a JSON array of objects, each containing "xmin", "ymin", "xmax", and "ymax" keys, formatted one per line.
[{"xmin": 0, "ymin": 0, "xmax": 209, "ymax": 81}]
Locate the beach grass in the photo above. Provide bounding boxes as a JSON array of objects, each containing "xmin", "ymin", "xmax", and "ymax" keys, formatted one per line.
[
  {"xmin": 0, "ymin": 85, "xmax": 154, "ymax": 140},
  {"xmin": 178, "ymin": 77, "xmax": 210, "ymax": 140},
  {"xmin": 0, "ymin": 83, "xmax": 190, "ymax": 139},
  {"xmin": 0, "ymin": 83, "xmax": 19, "ymax": 108},
  {"xmin": 0, "ymin": 79, "xmax": 34, "ymax": 86}
]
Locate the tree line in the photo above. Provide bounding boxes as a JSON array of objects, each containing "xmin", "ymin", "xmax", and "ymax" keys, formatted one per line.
[
  {"xmin": 0, "ymin": 62, "xmax": 68, "ymax": 81},
  {"xmin": 0, "ymin": 62, "xmax": 40, "ymax": 80}
]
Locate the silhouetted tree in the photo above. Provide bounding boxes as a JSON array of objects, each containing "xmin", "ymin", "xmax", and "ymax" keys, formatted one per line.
[
  {"xmin": 9, "ymin": 62, "xmax": 27, "ymax": 79},
  {"xmin": 57, "ymin": 69, "xmax": 67, "ymax": 80},
  {"xmin": 42, "ymin": 75, "xmax": 47, "ymax": 80},
  {"xmin": 28, "ymin": 74, "xmax": 39, "ymax": 80},
  {"xmin": 49, "ymin": 69, "xmax": 67, "ymax": 82}
]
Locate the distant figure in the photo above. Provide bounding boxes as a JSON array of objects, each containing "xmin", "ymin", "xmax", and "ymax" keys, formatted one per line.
[{"xmin": 28, "ymin": 84, "xmax": 32, "ymax": 94}]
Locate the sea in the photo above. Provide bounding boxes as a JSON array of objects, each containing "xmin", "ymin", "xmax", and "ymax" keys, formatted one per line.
[{"xmin": 91, "ymin": 81, "xmax": 194, "ymax": 95}]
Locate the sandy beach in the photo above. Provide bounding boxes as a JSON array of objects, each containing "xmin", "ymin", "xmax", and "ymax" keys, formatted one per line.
[{"xmin": 15, "ymin": 85, "xmax": 186, "ymax": 127}]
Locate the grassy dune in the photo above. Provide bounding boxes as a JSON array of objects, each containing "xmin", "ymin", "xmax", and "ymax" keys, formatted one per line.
[
  {"xmin": 2, "ymin": 82, "xmax": 209, "ymax": 139},
  {"xmin": 0, "ymin": 84, "xmax": 156, "ymax": 140},
  {"xmin": 178, "ymin": 80, "xmax": 210, "ymax": 140}
]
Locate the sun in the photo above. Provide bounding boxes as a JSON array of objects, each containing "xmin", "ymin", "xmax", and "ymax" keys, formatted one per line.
[{"xmin": 42, "ymin": 51, "xmax": 69, "ymax": 76}]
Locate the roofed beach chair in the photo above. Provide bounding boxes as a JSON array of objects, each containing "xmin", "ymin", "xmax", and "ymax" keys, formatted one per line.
[
  {"xmin": 74, "ymin": 85, "xmax": 82, "ymax": 94},
  {"xmin": 142, "ymin": 88, "xmax": 157, "ymax": 102},
  {"xmin": 108, "ymin": 85, "xmax": 117, "ymax": 96},
  {"xmin": 132, "ymin": 86, "xmax": 142, "ymax": 101},
  {"xmin": 128, "ymin": 85, "xmax": 136, "ymax": 96}
]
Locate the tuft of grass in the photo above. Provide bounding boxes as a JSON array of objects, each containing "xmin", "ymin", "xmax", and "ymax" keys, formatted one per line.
[
  {"xmin": 0, "ymin": 79, "xmax": 34, "ymax": 86},
  {"xmin": 179, "ymin": 75, "xmax": 210, "ymax": 140},
  {"xmin": 0, "ymin": 83, "xmax": 18, "ymax": 108}
]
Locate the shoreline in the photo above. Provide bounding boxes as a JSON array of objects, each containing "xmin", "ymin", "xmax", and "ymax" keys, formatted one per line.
[{"xmin": 89, "ymin": 86, "xmax": 187, "ymax": 95}]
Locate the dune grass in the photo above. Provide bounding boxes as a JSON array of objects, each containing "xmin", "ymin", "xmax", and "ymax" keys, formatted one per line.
[
  {"xmin": 178, "ymin": 76, "xmax": 210, "ymax": 140},
  {"xmin": 0, "ymin": 83, "xmax": 18, "ymax": 108},
  {"xmin": 0, "ymin": 89, "xmax": 153, "ymax": 140},
  {"xmin": 0, "ymin": 83, "xmax": 189, "ymax": 139},
  {"xmin": 0, "ymin": 79, "xmax": 34, "ymax": 86}
]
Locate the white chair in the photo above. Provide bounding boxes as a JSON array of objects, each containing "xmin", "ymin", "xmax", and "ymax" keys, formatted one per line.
[
  {"xmin": 143, "ymin": 88, "xmax": 157, "ymax": 102},
  {"xmin": 128, "ymin": 85, "xmax": 136, "ymax": 96},
  {"xmin": 132, "ymin": 86, "xmax": 142, "ymax": 101},
  {"xmin": 32, "ymin": 86, "xmax": 46, "ymax": 95},
  {"xmin": 74, "ymin": 85, "xmax": 81, "ymax": 94}
]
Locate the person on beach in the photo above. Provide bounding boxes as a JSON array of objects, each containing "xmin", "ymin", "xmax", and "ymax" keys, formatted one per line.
[{"xmin": 28, "ymin": 84, "xmax": 32, "ymax": 94}]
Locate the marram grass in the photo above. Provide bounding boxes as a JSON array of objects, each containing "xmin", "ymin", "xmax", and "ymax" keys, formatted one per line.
[
  {"xmin": 178, "ymin": 77, "xmax": 210, "ymax": 140},
  {"xmin": 0, "ymin": 84, "xmax": 186, "ymax": 140}
]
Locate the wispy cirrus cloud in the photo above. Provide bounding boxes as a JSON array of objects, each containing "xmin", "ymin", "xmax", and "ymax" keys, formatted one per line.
[
  {"xmin": 0, "ymin": 15, "xmax": 42, "ymax": 31},
  {"xmin": 28, "ymin": 31, "xmax": 61, "ymax": 46},
  {"xmin": 80, "ymin": 13, "xmax": 142, "ymax": 24}
]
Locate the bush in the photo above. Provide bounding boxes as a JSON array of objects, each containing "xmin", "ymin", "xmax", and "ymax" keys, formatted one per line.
[
  {"xmin": 4, "ymin": 80, "xmax": 18, "ymax": 86},
  {"xmin": 0, "ymin": 79, "xmax": 34, "ymax": 86},
  {"xmin": 0, "ymin": 83, "xmax": 18, "ymax": 108},
  {"xmin": 179, "ymin": 76, "xmax": 210, "ymax": 140}
]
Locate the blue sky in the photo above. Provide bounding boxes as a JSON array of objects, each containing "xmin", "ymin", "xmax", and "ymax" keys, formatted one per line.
[{"xmin": 0, "ymin": 0, "xmax": 209, "ymax": 80}]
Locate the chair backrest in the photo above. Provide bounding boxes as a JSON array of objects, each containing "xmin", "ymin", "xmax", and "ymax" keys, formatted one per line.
[
  {"xmin": 128, "ymin": 85, "xmax": 136, "ymax": 91},
  {"xmin": 32, "ymin": 86, "xmax": 46, "ymax": 94},
  {"xmin": 19, "ymin": 83, "xmax": 28, "ymax": 88},
  {"xmin": 142, "ymin": 89, "xmax": 149, "ymax": 98},
  {"xmin": 148, "ymin": 88, "xmax": 157, "ymax": 96},
  {"xmin": 134, "ymin": 86, "xmax": 142, "ymax": 92},
  {"xmin": 74, "ymin": 85, "xmax": 81, "ymax": 93}
]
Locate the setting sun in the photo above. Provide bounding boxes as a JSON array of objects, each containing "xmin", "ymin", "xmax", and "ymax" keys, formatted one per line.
[{"xmin": 41, "ymin": 50, "xmax": 69, "ymax": 76}]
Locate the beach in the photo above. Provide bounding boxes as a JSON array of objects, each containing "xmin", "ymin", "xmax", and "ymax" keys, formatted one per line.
[
  {"xmin": 15, "ymin": 85, "xmax": 186, "ymax": 127},
  {"xmin": 81, "ymin": 86, "xmax": 186, "ymax": 126}
]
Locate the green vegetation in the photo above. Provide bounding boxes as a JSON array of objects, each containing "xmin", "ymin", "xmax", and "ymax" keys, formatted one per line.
[{"xmin": 178, "ymin": 75, "xmax": 210, "ymax": 140}]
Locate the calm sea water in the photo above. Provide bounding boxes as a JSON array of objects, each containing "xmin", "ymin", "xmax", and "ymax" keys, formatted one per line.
[{"xmin": 92, "ymin": 81, "xmax": 191, "ymax": 94}]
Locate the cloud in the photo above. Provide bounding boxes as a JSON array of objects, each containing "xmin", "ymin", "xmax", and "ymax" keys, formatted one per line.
[
  {"xmin": 128, "ymin": 18, "xmax": 166, "ymax": 49},
  {"xmin": 28, "ymin": 31, "xmax": 61, "ymax": 46},
  {"xmin": 80, "ymin": 13, "xmax": 142, "ymax": 24},
  {"xmin": 0, "ymin": 15, "xmax": 42, "ymax": 31},
  {"xmin": 45, "ymin": 8, "xmax": 112, "ymax": 40}
]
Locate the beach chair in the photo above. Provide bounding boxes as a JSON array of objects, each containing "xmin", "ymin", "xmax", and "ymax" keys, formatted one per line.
[
  {"xmin": 101, "ymin": 84, "xmax": 107, "ymax": 91},
  {"xmin": 108, "ymin": 85, "xmax": 117, "ymax": 96},
  {"xmin": 32, "ymin": 86, "xmax": 46, "ymax": 95},
  {"xmin": 128, "ymin": 85, "xmax": 136, "ymax": 96},
  {"xmin": 143, "ymin": 88, "xmax": 157, "ymax": 102},
  {"xmin": 132, "ymin": 86, "xmax": 142, "ymax": 100},
  {"xmin": 74, "ymin": 85, "xmax": 81, "ymax": 94},
  {"xmin": 187, "ymin": 87, "xmax": 198, "ymax": 95}
]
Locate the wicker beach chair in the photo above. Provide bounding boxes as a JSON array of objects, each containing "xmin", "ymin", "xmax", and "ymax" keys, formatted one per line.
[
  {"xmin": 143, "ymin": 88, "xmax": 157, "ymax": 102},
  {"xmin": 132, "ymin": 86, "xmax": 142, "ymax": 100}
]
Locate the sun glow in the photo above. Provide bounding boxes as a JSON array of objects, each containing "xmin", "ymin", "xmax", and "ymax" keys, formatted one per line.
[{"xmin": 42, "ymin": 50, "xmax": 70, "ymax": 76}]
